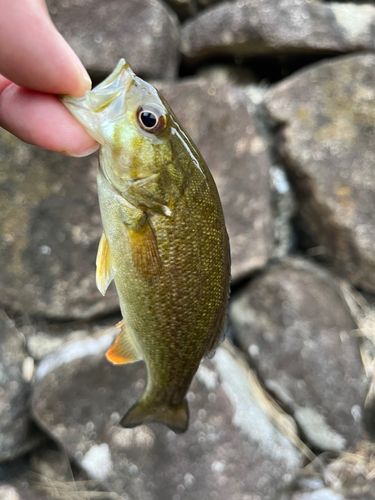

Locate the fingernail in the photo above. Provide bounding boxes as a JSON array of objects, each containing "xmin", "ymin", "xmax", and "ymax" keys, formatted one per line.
[
  {"xmin": 79, "ymin": 65, "xmax": 92, "ymax": 90},
  {"xmin": 67, "ymin": 143, "xmax": 99, "ymax": 157},
  {"xmin": 69, "ymin": 49, "xmax": 92, "ymax": 96}
]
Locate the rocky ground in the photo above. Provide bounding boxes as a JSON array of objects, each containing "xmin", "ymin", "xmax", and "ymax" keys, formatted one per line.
[{"xmin": 1, "ymin": 0, "xmax": 375, "ymax": 499}]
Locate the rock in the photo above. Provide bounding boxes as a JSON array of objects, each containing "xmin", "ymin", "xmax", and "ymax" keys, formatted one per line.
[
  {"xmin": 32, "ymin": 333, "xmax": 303, "ymax": 499},
  {"xmin": 0, "ymin": 441, "xmax": 85, "ymax": 500},
  {"xmin": 0, "ymin": 129, "xmax": 119, "ymax": 319},
  {"xmin": 197, "ymin": 0, "xmax": 224, "ymax": 7},
  {"xmin": 0, "ymin": 486, "xmax": 21, "ymax": 500},
  {"xmin": 164, "ymin": 0, "xmax": 197, "ymax": 20},
  {"xmin": 197, "ymin": 64, "xmax": 257, "ymax": 85},
  {"xmin": 21, "ymin": 315, "xmax": 120, "ymax": 362},
  {"xmin": 265, "ymin": 53, "xmax": 375, "ymax": 293},
  {"xmin": 181, "ymin": 0, "xmax": 375, "ymax": 63},
  {"xmin": 0, "ymin": 311, "xmax": 42, "ymax": 463},
  {"xmin": 47, "ymin": 0, "xmax": 180, "ymax": 80},
  {"xmin": 157, "ymin": 80, "xmax": 273, "ymax": 280},
  {"xmin": 230, "ymin": 259, "xmax": 366, "ymax": 450},
  {"xmin": 270, "ymin": 165, "xmax": 296, "ymax": 259},
  {"xmin": 278, "ymin": 440, "xmax": 375, "ymax": 500},
  {"xmin": 26, "ymin": 330, "xmax": 90, "ymax": 362}
]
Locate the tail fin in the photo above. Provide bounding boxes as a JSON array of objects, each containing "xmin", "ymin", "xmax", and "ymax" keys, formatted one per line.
[{"xmin": 120, "ymin": 397, "xmax": 189, "ymax": 434}]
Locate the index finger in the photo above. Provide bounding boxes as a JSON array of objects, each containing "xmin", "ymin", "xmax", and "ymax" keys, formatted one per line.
[{"xmin": 0, "ymin": 0, "xmax": 91, "ymax": 97}]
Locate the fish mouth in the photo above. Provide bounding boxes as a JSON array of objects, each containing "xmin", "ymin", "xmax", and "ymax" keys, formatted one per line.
[{"xmin": 60, "ymin": 59, "xmax": 136, "ymax": 143}]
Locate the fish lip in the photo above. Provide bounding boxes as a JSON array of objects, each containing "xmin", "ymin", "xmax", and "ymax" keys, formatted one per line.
[{"xmin": 60, "ymin": 58, "xmax": 136, "ymax": 144}]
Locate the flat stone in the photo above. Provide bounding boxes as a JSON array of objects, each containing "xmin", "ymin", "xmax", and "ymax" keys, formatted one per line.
[
  {"xmin": 32, "ymin": 334, "xmax": 303, "ymax": 499},
  {"xmin": 0, "ymin": 311, "xmax": 42, "ymax": 463},
  {"xmin": 157, "ymin": 80, "xmax": 273, "ymax": 280},
  {"xmin": 47, "ymin": 0, "xmax": 180, "ymax": 80},
  {"xmin": 230, "ymin": 259, "xmax": 366, "ymax": 450},
  {"xmin": 266, "ymin": 53, "xmax": 375, "ymax": 293},
  {"xmin": 0, "ymin": 129, "xmax": 118, "ymax": 319},
  {"xmin": 181, "ymin": 0, "xmax": 375, "ymax": 63}
]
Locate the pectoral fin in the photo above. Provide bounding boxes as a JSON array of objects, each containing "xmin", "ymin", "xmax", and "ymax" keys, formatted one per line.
[
  {"xmin": 96, "ymin": 232, "xmax": 115, "ymax": 296},
  {"xmin": 106, "ymin": 320, "xmax": 142, "ymax": 365},
  {"xmin": 127, "ymin": 217, "xmax": 161, "ymax": 284}
]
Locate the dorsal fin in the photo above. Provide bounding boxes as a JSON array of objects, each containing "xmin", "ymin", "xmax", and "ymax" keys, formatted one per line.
[
  {"xmin": 96, "ymin": 232, "xmax": 115, "ymax": 296},
  {"xmin": 106, "ymin": 320, "xmax": 142, "ymax": 365}
]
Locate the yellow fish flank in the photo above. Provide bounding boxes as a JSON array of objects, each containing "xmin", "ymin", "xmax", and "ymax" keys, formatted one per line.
[{"xmin": 61, "ymin": 60, "xmax": 230, "ymax": 433}]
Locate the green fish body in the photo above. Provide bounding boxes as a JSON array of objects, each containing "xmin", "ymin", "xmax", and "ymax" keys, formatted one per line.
[{"xmin": 62, "ymin": 60, "xmax": 230, "ymax": 433}]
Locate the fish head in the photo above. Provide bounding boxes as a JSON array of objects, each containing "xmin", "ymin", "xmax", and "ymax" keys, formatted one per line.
[{"xmin": 61, "ymin": 59, "xmax": 179, "ymax": 192}]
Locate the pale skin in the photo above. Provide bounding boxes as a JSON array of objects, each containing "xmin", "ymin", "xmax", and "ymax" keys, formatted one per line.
[{"xmin": 0, "ymin": 0, "xmax": 99, "ymax": 156}]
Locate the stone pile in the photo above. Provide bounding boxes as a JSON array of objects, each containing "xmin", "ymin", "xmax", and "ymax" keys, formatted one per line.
[{"xmin": 1, "ymin": 0, "xmax": 375, "ymax": 498}]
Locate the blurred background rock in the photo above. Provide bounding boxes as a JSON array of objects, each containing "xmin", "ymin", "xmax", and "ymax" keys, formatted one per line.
[{"xmin": 2, "ymin": 0, "xmax": 375, "ymax": 498}]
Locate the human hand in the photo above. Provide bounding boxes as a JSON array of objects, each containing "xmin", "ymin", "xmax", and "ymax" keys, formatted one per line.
[{"xmin": 0, "ymin": 0, "xmax": 98, "ymax": 156}]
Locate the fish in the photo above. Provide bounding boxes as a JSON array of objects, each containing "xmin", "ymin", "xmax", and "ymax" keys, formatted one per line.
[{"xmin": 61, "ymin": 59, "xmax": 230, "ymax": 434}]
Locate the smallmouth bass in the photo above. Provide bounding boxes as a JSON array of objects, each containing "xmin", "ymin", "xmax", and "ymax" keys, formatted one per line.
[{"xmin": 61, "ymin": 60, "xmax": 230, "ymax": 433}]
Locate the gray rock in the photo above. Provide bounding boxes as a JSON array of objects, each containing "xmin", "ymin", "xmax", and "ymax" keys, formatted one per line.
[
  {"xmin": 287, "ymin": 490, "xmax": 347, "ymax": 500},
  {"xmin": 230, "ymin": 259, "xmax": 366, "ymax": 449},
  {"xmin": 279, "ymin": 440, "xmax": 375, "ymax": 500},
  {"xmin": 0, "ymin": 129, "xmax": 119, "ymax": 319},
  {"xmin": 181, "ymin": 0, "xmax": 375, "ymax": 63},
  {"xmin": 197, "ymin": 64, "xmax": 257, "ymax": 85},
  {"xmin": 32, "ymin": 333, "xmax": 303, "ymax": 499},
  {"xmin": 47, "ymin": 0, "xmax": 180, "ymax": 80},
  {"xmin": 0, "ymin": 311, "xmax": 42, "ymax": 463},
  {"xmin": 164, "ymin": 0, "xmax": 197, "ymax": 20},
  {"xmin": 0, "ymin": 441, "xmax": 86, "ymax": 500},
  {"xmin": 270, "ymin": 164, "xmax": 296, "ymax": 260},
  {"xmin": 265, "ymin": 53, "xmax": 375, "ymax": 293},
  {"xmin": 197, "ymin": 0, "xmax": 224, "ymax": 6},
  {"xmin": 0, "ymin": 486, "xmax": 21, "ymax": 500},
  {"xmin": 157, "ymin": 80, "xmax": 273, "ymax": 280}
]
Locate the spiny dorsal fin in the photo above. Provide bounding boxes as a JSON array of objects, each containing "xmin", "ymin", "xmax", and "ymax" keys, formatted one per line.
[
  {"xmin": 96, "ymin": 232, "xmax": 115, "ymax": 296},
  {"xmin": 126, "ymin": 218, "xmax": 161, "ymax": 284},
  {"xmin": 106, "ymin": 320, "xmax": 142, "ymax": 365}
]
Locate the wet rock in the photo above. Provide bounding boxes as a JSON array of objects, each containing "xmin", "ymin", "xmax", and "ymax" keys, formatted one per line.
[
  {"xmin": 157, "ymin": 80, "xmax": 273, "ymax": 280},
  {"xmin": 32, "ymin": 333, "xmax": 303, "ymax": 499},
  {"xmin": 230, "ymin": 259, "xmax": 366, "ymax": 450},
  {"xmin": 0, "ymin": 311, "xmax": 42, "ymax": 463},
  {"xmin": 181, "ymin": 0, "xmax": 375, "ymax": 63},
  {"xmin": 0, "ymin": 129, "xmax": 118, "ymax": 319},
  {"xmin": 266, "ymin": 53, "xmax": 375, "ymax": 293},
  {"xmin": 47, "ymin": 0, "xmax": 180, "ymax": 80}
]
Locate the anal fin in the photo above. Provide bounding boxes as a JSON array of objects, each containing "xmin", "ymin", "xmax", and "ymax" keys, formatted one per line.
[
  {"xmin": 96, "ymin": 232, "xmax": 115, "ymax": 296},
  {"xmin": 106, "ymin": 320, "xmax": 142, "ymax": 365}
]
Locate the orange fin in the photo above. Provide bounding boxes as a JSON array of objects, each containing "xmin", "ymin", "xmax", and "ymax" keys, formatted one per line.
[
  {"xmin": 96, "ymin": 232, "xmax": 115, "ymax": 296},
  {"xmin": 127, "ymin": 217, "xmax": 161, "ymax": 284},
  {"xmin": 106, "ymin": 320, "xmax": 141, "ymax": 365},
  {"xmin": 121, "ymin": 397, "xmax": 189, "ymax": 434}
]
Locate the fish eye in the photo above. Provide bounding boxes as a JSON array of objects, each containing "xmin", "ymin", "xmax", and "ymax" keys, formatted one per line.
[{"xmin": 137, "ymin": 106, "xmax": 166, "ymax": 134}]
